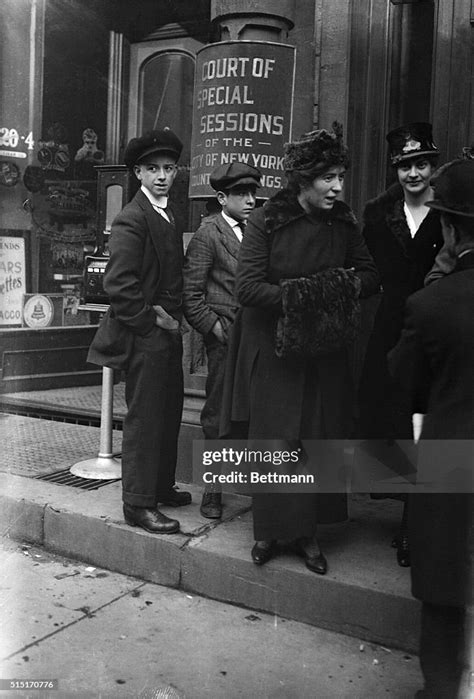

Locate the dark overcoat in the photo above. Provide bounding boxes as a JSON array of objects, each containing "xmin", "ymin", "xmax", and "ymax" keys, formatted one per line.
[
  {"xmin": 223, "ymin": 190, "xmax": 380, "ymax": 441},
  {"xmin": 88, "ymin": 189, "xmax": 184, "ymax": 369},
  {"xmin": 221, "ymin": 190, "xmax": 379, "ymax": 539},
  {"xmin": 358, "ymin": 184, "xmax": 444, "ymax": 439},
  {"xmin": 388, "ymin": 251, "xmax": 474, "ymax": 606}
]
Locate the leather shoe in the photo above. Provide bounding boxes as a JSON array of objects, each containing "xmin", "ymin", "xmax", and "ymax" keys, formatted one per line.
[
  {"xmin": 294, "ymin": 539, "xmax": 328, "ymax": 575},
  {"xmin": 123, "ymin": 504, "xmax": 179, "ymax": 534},
  {"xmin": 200, "ymin": 492, "xmax": 222, "ymax": 519},
  {"xmin": 158, "ymin": 488, "xmax": 192, "ymax": 508},
  {"xmin": 251, "ymin": 540, "xmax": 275, "ymax": 565},
  {"xmin": 303, "ymin": 551, "xmax": 328, "ymax": 575},
  {"xmin": 395, "ymin": 533, "xmax": 410, "ymax": 567}
]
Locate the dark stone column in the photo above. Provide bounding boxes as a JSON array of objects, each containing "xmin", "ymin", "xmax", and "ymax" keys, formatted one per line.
[{"xmin": 211, "ymin": 0, "xmax": 295, "ymax": 42}]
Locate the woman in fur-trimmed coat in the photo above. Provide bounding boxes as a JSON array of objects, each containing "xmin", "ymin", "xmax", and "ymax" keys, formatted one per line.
[
  {"xmin": 221, "ymin": 124, "xmax": 379, "ymax": 573},
  {"xmin": 358, "ymin": 182, "xmax": 443, "ymax": 441},
  {"xmin": 358, "ymin": 123, "xmax": 444, "ymax": 566}
]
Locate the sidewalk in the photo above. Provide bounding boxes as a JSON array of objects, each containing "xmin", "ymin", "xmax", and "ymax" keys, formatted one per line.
[
  {"xmin": 1, "ymin": 411, "xmax": 420, "ymax": 656},
  {"xmin": 0, "ymin": 538, "xmax": 423, "ymax": 698}
]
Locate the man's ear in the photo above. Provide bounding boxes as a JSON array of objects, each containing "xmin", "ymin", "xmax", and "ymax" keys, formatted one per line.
[
  {"xmin": 441, "ymin": 214, "xmax": 459, "ymax": 248},
  {"xmin": 133, "ymin": 165, "xmax": 141, "ymax": 181},
  {"xmin": 216, "ymin": 191, "xmax": 227, "ymax": 207}
]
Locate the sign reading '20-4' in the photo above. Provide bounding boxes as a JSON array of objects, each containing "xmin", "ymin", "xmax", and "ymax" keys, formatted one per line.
[
  {"xmin": 0, "ymin": 127, "xmax": 35, "ymax": 160},
  {"xmin": 189, "ymin": 41, "xmax": 296, "ymax": 199}
]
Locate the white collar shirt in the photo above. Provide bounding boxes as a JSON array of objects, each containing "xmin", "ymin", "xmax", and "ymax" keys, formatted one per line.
[
  {"xmin": 141, "ymin": 185, "xmax": 171, "ymax": 223},
  {"xmin": 404, "ymin": 201, "xmax": 429, "ymax": 238},
  {"xmin": 221, "ymin": 210, "xmax": 245, "ymax": 242}
]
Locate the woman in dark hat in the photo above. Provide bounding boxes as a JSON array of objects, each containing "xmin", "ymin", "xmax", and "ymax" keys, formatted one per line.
[
  {"xmin": 222, "ymin": 123, "xmax": 379, "ymax": 573},
  {"xmin": 358, "ymin": 122, "xmax": 444, "ymax": 566}
]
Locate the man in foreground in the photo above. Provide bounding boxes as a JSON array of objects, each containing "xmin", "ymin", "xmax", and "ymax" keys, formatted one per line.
[{"xmin": 389, "ymin": 160, "xmax": 474, "ymax": 697}]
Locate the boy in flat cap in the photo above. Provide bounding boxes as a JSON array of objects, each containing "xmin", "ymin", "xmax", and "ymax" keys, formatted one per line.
[
  {"xmin": 88, "ymin": 128, "xmax": 191, "ymax": 534},
  {"xmin": 183, "ymin": 162, "xmax": 261, "ymax": 518},
  {"xmin": 389, "ymin": 160, "xmax": 474, "ymax": 698}
]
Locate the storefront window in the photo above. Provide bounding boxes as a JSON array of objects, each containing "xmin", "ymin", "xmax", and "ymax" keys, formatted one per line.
[
  {"xmin": 138, "ymin": 51, "xmax": 195, "ymax": 163},
  {"xmin": 137, "ymin": 50, "xmax": 196, "ymax": 229}
]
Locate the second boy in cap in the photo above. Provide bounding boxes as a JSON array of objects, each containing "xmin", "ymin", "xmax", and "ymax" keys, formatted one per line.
[{"xmin": 183, "ymin": 162, "xmax": 261, "ymax": 518}]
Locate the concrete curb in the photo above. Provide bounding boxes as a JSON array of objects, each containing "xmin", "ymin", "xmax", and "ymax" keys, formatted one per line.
[{"xmin": 0, "ymin": 472, "xmax": 421, "ymax": 652}]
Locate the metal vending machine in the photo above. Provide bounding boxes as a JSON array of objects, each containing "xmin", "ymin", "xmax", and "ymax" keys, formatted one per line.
[{"xmin": 83, "ymin": 164, "xmax": 135, "ymax": 308}]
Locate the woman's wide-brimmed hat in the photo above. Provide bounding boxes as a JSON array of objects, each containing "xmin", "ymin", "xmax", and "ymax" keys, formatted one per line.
[
  {"xmin": 386, "ymin": 122, "xmax": 439, "ymax": 165},
  {"xmin": 283, "ymin": 121, "xmax": 348, "ymax": 172},
  {"xmin": 426, "ymin": 160, "xmax": 474, "ymax": 218}
]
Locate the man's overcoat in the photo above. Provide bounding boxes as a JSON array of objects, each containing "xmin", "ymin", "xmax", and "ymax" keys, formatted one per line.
[{"xmin": 388, "ymin": 252, "xmax": 474, "ymax": 606}]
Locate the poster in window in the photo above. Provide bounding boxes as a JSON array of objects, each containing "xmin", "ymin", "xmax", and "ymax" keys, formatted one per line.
[{"xmin": 0, "ymin": 236, "xmax": 26, "ymax": 326}]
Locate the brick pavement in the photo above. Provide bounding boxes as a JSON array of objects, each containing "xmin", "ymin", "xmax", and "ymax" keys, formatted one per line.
[
  {"xmin": 0, "ymin": 413, "xmax": 123, "ymax": 478},
  {"xmin": 1, "ymin": 384, "xmax": 127, "ymax": 420},
  {"xmin": 0, "ymin": 383, "xmax": 203, "ymax": 426}
]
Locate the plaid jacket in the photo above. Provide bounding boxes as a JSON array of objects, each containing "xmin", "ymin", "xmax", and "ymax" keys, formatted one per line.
[{"xmin": 183, "ymin": 212, "xmax": 241, "ymax": 337}]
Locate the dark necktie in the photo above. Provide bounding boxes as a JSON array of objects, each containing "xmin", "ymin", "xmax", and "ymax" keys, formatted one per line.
[
  {"xmin": 164, "ymin": 207, "xmax": 175, "ymax": 226},
  {"xmin": 155, "ymin": 205, "xmax": 174, "ymax": 226},
  {"xmin": 236, "ymin": 221, "xmax": 246, "ymax": 237}
]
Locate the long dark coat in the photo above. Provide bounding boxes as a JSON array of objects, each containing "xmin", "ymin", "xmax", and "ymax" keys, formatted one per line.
[
  {"xmin": 222, "ymin": 189, "xmax": 380, "ymax": 539},
  {"xmin": 388, "ymin": 251, "xmax": 474, "ymax": 606},
  {"xmin": 358, "ymin": 184, "xmax": 444, "ymax": 439}
]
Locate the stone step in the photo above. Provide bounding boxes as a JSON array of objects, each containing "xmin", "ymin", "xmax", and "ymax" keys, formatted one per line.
[{"xmin": 1, "ymin": 471, "xmax": 420, "ymax": 653}]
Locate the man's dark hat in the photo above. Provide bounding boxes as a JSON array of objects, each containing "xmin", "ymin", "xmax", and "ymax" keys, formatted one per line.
[
  {"xmin": 124, "ymin": 128, "xmax": 183, "ymax": 168},
  {"xmin": 387, "ymin": 122, "xmax": 439, "ymax": 165},
  {"xmin": 426, "ymin": 160, "xmax": 474, "ymax": 218},
  {"xmin": 210, "ymin": 163, "xmax": 261, "ymax": 191},
  {"xmin": 283, "ymin": 121, "xmax": 349, "ymax": 172}
]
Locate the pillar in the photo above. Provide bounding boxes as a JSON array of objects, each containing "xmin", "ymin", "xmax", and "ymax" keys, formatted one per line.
[{"xmin": 211, "ymin": 0, "xmax": 295, "ymax": 42}]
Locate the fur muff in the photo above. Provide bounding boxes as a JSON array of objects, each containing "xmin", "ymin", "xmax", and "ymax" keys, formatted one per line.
[{"xmin": 275, "ymin": 268, "xmax": 361, "ymax": 359}]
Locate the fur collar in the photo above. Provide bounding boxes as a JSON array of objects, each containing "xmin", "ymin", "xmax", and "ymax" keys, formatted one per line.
[
  {"xmin": 386, "ymin": 197, "xmax": 412, "ymax": 253},
  {"xmin": 363, "ymin": 183, "xmax": 412, "ymax": 254},
  {"xmin": 363, "ymin": 183, "xmax": 404, "ymax": 224},
  {"xmin": 363, "ymin": 183, "xmax": 442, "ymax": 258},
  {"xmin": 263, "ymin": 188, "xmax": 357, "ymax": 235}
]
